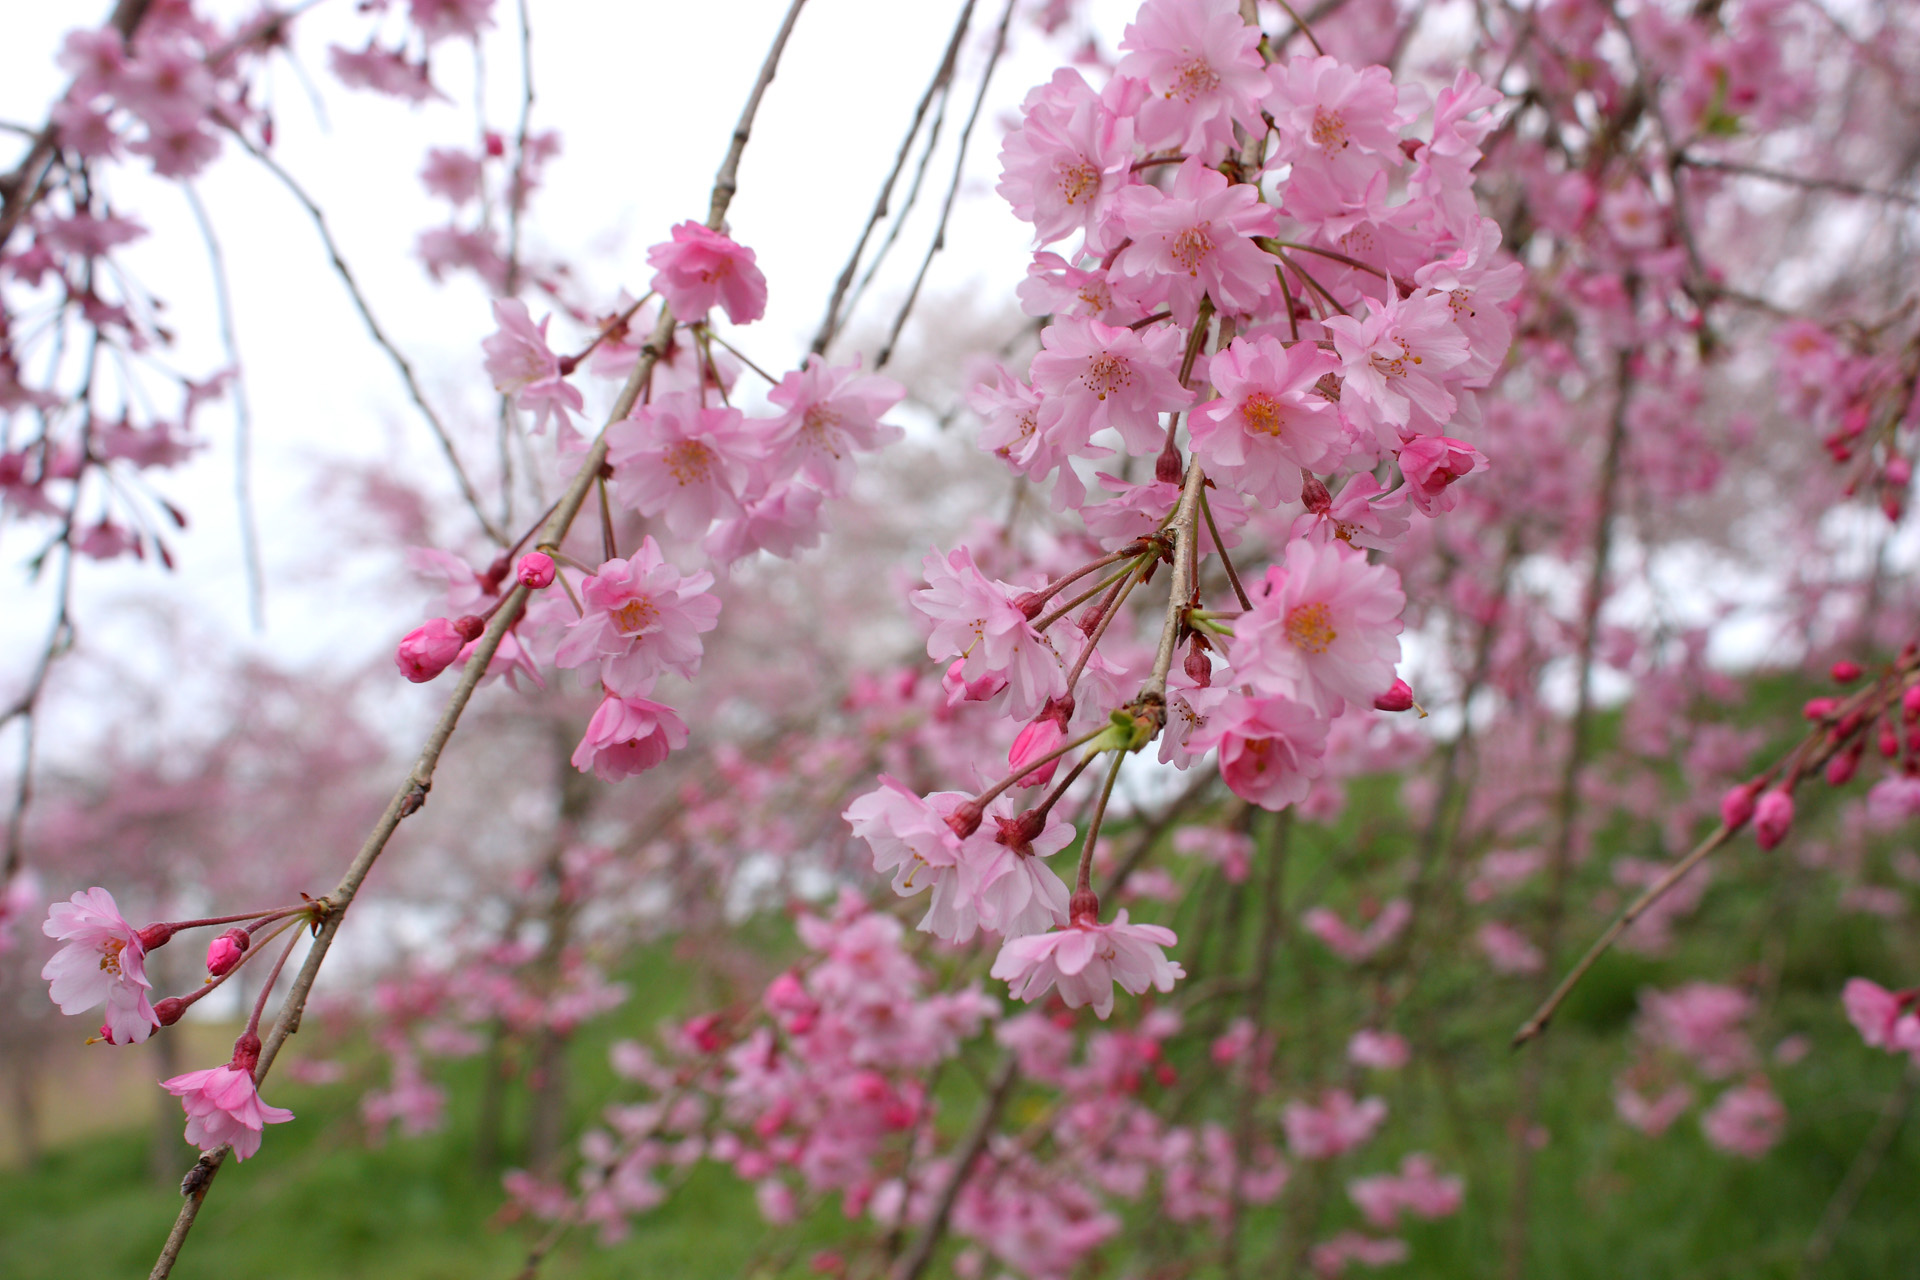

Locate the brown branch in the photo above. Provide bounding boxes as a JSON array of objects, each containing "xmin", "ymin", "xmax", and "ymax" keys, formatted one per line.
[
  {"xmin": 891, "ymin": 1055, "xmax": 1019, "ymax": 1280},
  {"xmin": 1679, "ymin": 153, "xmax": 1919, "ymax": 208}
]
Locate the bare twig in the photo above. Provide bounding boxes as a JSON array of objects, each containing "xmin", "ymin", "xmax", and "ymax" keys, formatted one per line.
[
  {"xmin": 891, "ymin": 1055, "xmax": 1019, "ymax": 1280},
  {"xmin": 1679, "ymin": 153, "xmax": 1919, "ymax": 208}
]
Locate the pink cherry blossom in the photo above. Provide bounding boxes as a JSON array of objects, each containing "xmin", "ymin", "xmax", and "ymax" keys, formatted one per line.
[
  {"xmin": 967, "ymin": 810, "xmax": 1075, "ymax": 938},
  {"xmin": 1753, "ymin": 789, "xmax": 1794, "ymax": 849},
  {"xmin": 1188, "ymin": 692, "xmax": 1330, "ymax": 810},
  {"xmin": 161, "ymin": 1035, "xmax": 294, "ymax": 1161},
  {"xmin": 1283, "ymin": 1090, "xmax": 1387, "ymax": 1159},
  {"xmin": 482, "ymin": 299, "xmax": 583, "ymax": 435},
  {"xmin": 1347, "ymin": 1029, "xmax": 1409, "ymax": 1070},
  {"xmin": 41, "ymin": 886, "xmax": 158, "ymax": 1045},
  {"xmin": 996, "ymin": 68, "xmax": 1136, "ymax": 247},
  {"xmin": 1325, "ymin": 292, "xmax": 1472, "ymax": 441},
  {"xmin": 1303, "ymin": 899, "xmax": 1411, "ymax": 964},
  {"xmin": 1266, "ymin": 55, "xmax": 1409, "ymax": 185},
  {"xmin": 991, "ymin": 911, "xmax": 1185, "ymax": 1018},
  {"xmin": 419, "ymin": 146, "xmax": 483, "ymax": 204},
  {"xmin": 571, "ymin": 694, "xmax": 690, "ymax": 780},
  {"xmin": 844, "ymin": 778, "xmax": 968, "ymax": 936},
  {"xmin": 1614, "ymin": 1082, "xmax": 1693, "ymax": 1136},
  {"xmin": 1189, "ymin": 334, "xmax": 1345, "ymax": 504},
  {"xmin": 1841, "ymin": 978, "xmax": 1920, "ymax": 1056},
  {"xmin": 1233, "ymin": 538, "xmax": 1405, "ymax": 714},
  {"xmin": 1477, "ymin": 921, "xmax": 1544, "ymax": 975},
  {"xmin": 1288, "ymin": 472, "xmax": 1413, "ymax": 551},
  {"xmin": 646, "ymin": 221, "xmax": 768, "ymax": 325},
  {"xmin": 606, "ymin": 393, "xmax": 763, "ymax": 537},
  {"xmin": 1348, "ymin": 1153, "xmax": 1463, "ymax": 1228},
  {"xmin": 1028, "ymin": 316, "xmax": 1191, "ymax": 459},
  {"xmin": 1309, "ymin": 1231, "xmax": 1409, "ymax": 1276},
  {"xmin": 1113, "ymin": 158, "xmax": 1281, "ymax": 326},
  {"xmin": 1397, "ymin": 435, "xmax": 1487, "ymax": 515},
  {"xmin": 1700, "ymin": 1078, "xmax": 1785, "ymax": 1159},
  {"xmin": 763, "ymin": 356, "xmax": 904, "ymax": 494},
  {"xmin": 553, "ymin": 539, "xmax": 721, "ymax": 695},
  {"xmin": 1116, "ymin": 0, "xmax": 1268, "ymax": 159},
  {"xmin": 913, "ymin": 545, "xmax": 1065, "ymax": 720}
]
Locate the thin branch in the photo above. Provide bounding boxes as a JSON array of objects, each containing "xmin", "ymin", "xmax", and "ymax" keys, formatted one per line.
[
  {"xmin": 876, "ymin": 0, "xmax": 1017, "ymax": 369},
  {"xmin": 183, "ymin": 184, "xmax": 265, "ymax": 631},
  {"xmin": 232, "ymin": 134, "xmax": 507, "ymax": 546},
  {"xmin": 811, "ymin": 0, "xmax": 977, "ymax": 354},
  {"xmin": 891, "ymin": 1055, "xmax": 1019, "ymax": 1280},
  {"xmin": 1679, "ymin": 153, "xmax": 1919, "ymax": 208}
]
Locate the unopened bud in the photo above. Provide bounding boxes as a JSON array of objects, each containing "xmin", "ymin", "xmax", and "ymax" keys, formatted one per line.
[
  {"xmin": 1803, "ymin": 697, "xmax": 1840, "ymax": 722},
  {"xmin": 1184, "ymin": 636, "xmax": 1213, "ymax": 688},
  {"xmin": 1887, "ymin": 457, "xmax": 1913, "ymax": 487},
  {"xmin": 1826, "ymin": 744, "xmax": 1863, "ymax": 787},
  {"xmin": 1880, "ymin": 725, "xmax": 1900, "ymax": 758},
  {"xmin": 153, "ymin": 997, "xmax": 187, "ymax": 1026},
  {"xmin": 1068, "ymin": 889, "xmax": 1100, "ymax": 926},
  {"xmin": 1012, "ymin": 591, "xmax": 1046, "ymax": 620},
  {"xmin": 1831, "ymin": 660, "xmax": 1863, "ymax": 683},
  {"xmin": 517, "ymin": 552, "xmax": 556, "ymax": 589},
  {"xmin": 452, "ymin": 614, "xmax": 486, "ymax": 643},
  {"xmin": 945, "ymin": 800, "xmax": 984, "ymax": 840},
  {"xmin": 1754, "ymin": 790, "xmax": 1794, "ymax": 851},
  {"xmin": 1301, "ymin": 472, "xmax": 1332, "ymax": 514},
  {"xmin": 1008, "ymin": 715, "xmax": 1067, "ymax": 789},
  {"xmin": 1373, "ymin": 678, "xmax": 1415, "ymax": 713},
  {"xmin": 206, "ymin": 928, "xmax": 250, "ymax": 977},
  {"xmin": 1155, "ymin": 443, "xmax": 1184, "ymax": 485},
  {"xmin": 229, "ymin": 1031, "xmax": 263, "ymax": 1074},
  {"xmin": 1720, "ymin": 782, "xmax": 1758, "ymax": 831},
  {"xmin": 395, "ymin": 619, "xmax": 466, "ymax": 683},
  {"xmin": 1904, "ymin": 686, "xmax": 1920, "ymax": 721},
  {"xmin": 135, "ymin": 922, "xmax": 176, "ymax": 951}
]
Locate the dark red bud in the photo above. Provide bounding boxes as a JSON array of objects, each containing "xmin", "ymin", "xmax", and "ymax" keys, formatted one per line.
[
  {"xmin": 229, "ymin": 1031, "xmax": 263, "ymax": 1074},
  {"xmin": 1373, "ymin": 678, "xmax": 1415, "ymax": 713},
  {"xmin": 136, "ymin": 923, "xmax": 176, "ymax": 951},
  {"xmin": 1155, "ymin": 444, "xmax": 1184, "ymax": 485},
  {"xmin": 1184, "ymin": 637, "xmax": 1213, "ymax": 688},
  {"xmin": 1069, "ymin": 889, "xmax": 1100, "ymax": 925},
  {"xmin": 482, "ymin": 555, "xmax": 510, "ymax": 591},
  {"xmin": 945, "ymin": 800, "xmax": 984, "ymax": 840},
  {"xmin": 452, "ymin": 614, "xmax": 486, "ymax": 643},
  {"xmin": 1301, "ymin": 473, "xmax": 1332, "ymax": 514},
  {"xmin": 1904, "ymin": 686, "xmax": 1920, "ymax": 721},
  {"xmin": 995, "ymin": 811, "xmax": 1046, "ymax": 853},
  {"xmin": 154, "ymin": 997, "xmax": 187, "ymax": 1026},
  {"xmin": 1013, "ymin": 591, "xmax": 1046, "ymax": 620}
]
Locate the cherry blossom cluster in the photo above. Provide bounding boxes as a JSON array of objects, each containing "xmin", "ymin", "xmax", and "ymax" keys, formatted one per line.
[
  {"xmin": 1610, "ymin": 981, "xmax": 1790, "ymax": 1159},
  {"xmin": 846, "ymin": 0, "xmax": 1515, "ymax": 1022}
]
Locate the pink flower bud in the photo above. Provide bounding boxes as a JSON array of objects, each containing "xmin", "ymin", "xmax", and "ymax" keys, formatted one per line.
[
  {"xmin": 1903, "ymin": 686, "xmax": 1920, "ymax": 721},
  {"xmin": 516, "ymin": 551, "xmax": 556, "ymax": 589},
  {"xmin": 1887, "ymin": 457, "xmax": 1912, "ymax": 487},
  {"xmin": 1831, "ymin": 660, "xmax": 1863, "ymax": 683},
  {"xmin": 1826, "ymin": 747, "xmax": 1862, "ymax": 787},
  {"xmin": 1880, "ymin": 726, "xmax": 1900, "ymax": 759},
  {"xmin": 1720, "ymin": 783, "xmax": 1758, "ymax": 831},
  {"xmin": 1301, "ymin": 473, "xmax": 1332, "ymax": 514},
  {"xmin": 1754, "ymin": 790, "xmax": 1794, "ymax": 850},
  {"xmin": 395, "ymin": 618, "xmax": 466, "ymax": 683},
  {"xmin": 1009, "ymin": 715, "xmax": 1067, "ymax": 788},
  {"xmin": 1803, "ymin": 697, "xmax": 1839, "ymax": 721},
  {"xmin": 945, "ymin": 799, "xmax": 984, "ymax": 840},
  {"xmin": 1373, "ymin": 679, "xmax": 1415, "ymax": 713},
  {"xmin": 206, "ymin": 928, "xmax": 250, "ymax": 977},
  {"xmin": 1155, "ymin": 443, "xmax": 1184, "ymax": 485},
  {"xmin": 1184, "ymin": 636, "xmax": 1213, "ymax": 688}
]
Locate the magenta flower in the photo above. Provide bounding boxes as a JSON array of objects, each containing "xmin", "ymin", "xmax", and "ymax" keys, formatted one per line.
[
  {"xmin": 482, "ymin": 299, "xmax": 583, "ymax": 436},
  {"xmin": 1233, "ymin": 538, "xmax": 1405, "ymax": 715},
  {"xmin": 646, "ymin": 221, "xmax": 768, "ymax": 324},
  {"xmin": 607, "ymin": 393, "xmax": 763, "ymax": 537},
  {"xmin": 764, "ymin": 356, "xmax": 905, "ymax": 494},
  {"xmin": 41, "ymin": 886, "xmax": 158, "ymax": 1045},
  {"xmin": 1116, "ymin": 0, "xmax": 1268, "ymax": 159},
  {"xmin": 996, "ymin": 67, "xmax": 1136, "ymax": 247},
  {"xmin": 395, "ymin": 616, "xmax": 473, "ymax": 683},
  {"xmin": 571, "ymin": 693, "xmax": 689, "ymax": 781},
  {"xmin": 1114, "ymin": 159, "xmax": 1281, "ymax": 327},
  {"xmin": 990, "ymin": 911, "xmax": 1184, "ymax": 1018},
  {"xmin": 1397, "ymin": 434, "xmax": 1487, "ymax": 515},
  {"xmin": 554, "ymin": 538, "xmax": 720, "ymax": 696},
  {"xmin": 1753, "ymin": 789, "xmax": 1794, "ymax": 850},
  {"xmin": 1028, "ymin": 316, "xmax": 1191, "ymax": 459},
  {"xmin": 1190, "ymin": 334, "xmax": 1345, "ymax": 504},
  {"xmin": 161, "ymin": 1035, "xmax": 294, "ymax": 1161}
]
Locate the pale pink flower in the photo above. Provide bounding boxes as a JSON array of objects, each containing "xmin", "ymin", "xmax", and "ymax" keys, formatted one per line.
[
  {"xmin": 996, "ymin": 68, "xmax": 1136, "ymax": 247},
  {"xmin": 407, "ymin": 0, "xmax": 495, "ymax": 44},
  {"xmin": 1347, "ymin": 1029, "xmax": 1409, "ymax": 1070},
  {"xmin": 1308, "ymin": 1231, "xmax": 1408, "ymax": 1276},
  {"xmin": 1190, "ymin": 334, "xmax": 1346, "ymax": 504},
  {"xmin": 1265, "ymin": 55, "xmax": 1408, "ymax": 185},
  {"xmin": 1116, "ymin": 0, "xmax": 1268, "ymax": 158},
  {"xmin": 553, "ymin": 539, "xmax": 721, "ymax": 695},
  {"xmin": 1640, "ymin": 983, "xmax": 1753, "ymax": 1078},
  {"xmin": 482, "ymin": 299, "xmax": 582, "ymax": 435},
  {"xmin": 1288, "ymin": 472, "xmax": 1413, "ymax": 552},
  {"xmin": 1028, "ymin": 316, "xmax": 1191, "ymax": 459},
  {"xmin": 1614, "ymin": 1082, "xmax": 1693, "ymax": 1136},
  {"xmin": 1477, "ymin": 921, "xmax": 1543, "ymax": 974},
  {"xmin": 1283, "ymin": 1090, "xmax": 1387, "ymax": 1159},
  {"xmin": 1233, "ymin": 538, "xmax": 1404, "ymax": 715},
  {"xmin": 1303, "ymin": 899, "xmax": 1410, "ymax": 963},
  {"xmin": 162, "ymin": 1035, "xmax": 294, "ymax": 1160},
  {"xmin": 1841, "ymin": 978, "xmax": 1920, "ymax": 1055},
  {"xmin": 844, "ymin": 778, "xmax": 967, "ymax": 935},
  {"xmin": 607, "ymin": 393, "xmax": 763, "ymax": 536},
  {"xmin": 1348, "ymin": 1154, "xmax": 1462, "ymax": 1228},
  {"xmin": 1189, "ymin": 692, "xmax": 1329, "ymax": 811},
  {"xmin": 1160, "ymin": 662, "xmax": 1237, "ymax": 770},
  {"xmin": 328, "ymin": 43, "xmax": 442, "ymax": 103},
  {"xmin": 913, "ymin": 545, "xmax": 1065, "ymax": 720},
  {"xmin": 41, "ymin": 886, "xmax": 158, "ymax": 1044},
  {"xmin": 419, "ymin": 146, "xmax": 483, "ymax": 204},
  {"xmin": 1700, "ymin": 1079, "xmax": 1785, "ymax": 1159},
  {"xmin": 704, "ymin": 481, "xmax": 828, "ymax": 565},
  {"xmin": 1173, "ymin": 827, "xmax": 1252, "ymax": 882},
  {"xmin": 1397, "ymin": 435, "xmax": 1487, "ymax": 515},
  {"xmin": 571, "ymin": 694, "xmax": 689, "ymax": 780},
  {"xmin": 1325, "ymin": 292, "xmax": 1472, "ymax": 441},
  {"xmin": 1412, "ymin": 222, "xmax": 1522, "ymax": 383},
  {"xmin": 991, "ymin": 911, "xmax": 1185, "ymax": 1018},
  {"xmin": 967, "ymin": 810, "xmax": 1075, "ymax": 939},
  {"xmin": 646, "ymin": 221, "xmax": 767, "ymax": 324},
  {"xmin": 1113, "ymin": 159, "xmax": 1281, "ymax": 326},
  {"xmin": 763, "ymin": 356, "xmax": 904, "ymax": 494}
]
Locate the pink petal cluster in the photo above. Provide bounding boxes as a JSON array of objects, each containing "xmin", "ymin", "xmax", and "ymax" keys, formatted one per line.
[
  {"xmin": 991, "ymin": 912, "xmax": 1185, "ymax": 1018},
  {"xmin": 553, "ymin": 539, "xmax": 721, "ymax": 696},
  {"xmin": 41, "ymin": 887, "xmax": 157, "ymax": 1045},
  {"xmin": 646, "ymin": 221, "xmax": 768, "ymax": 324},
  {"xmin": 161, "ymin": 1035, "xmax": 295, "ymax": 1161}
]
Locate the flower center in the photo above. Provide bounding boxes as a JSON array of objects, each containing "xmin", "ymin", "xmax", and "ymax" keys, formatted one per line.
[
  {"xmin": 1170, "ymin": 224, "xmax": 1214, "ymax": 275},
  {"xmin": 1241, "ymin": 392, "xmax": 1287, "ymax": 437},
  {"xmin": 1169, "ymin": 58, "xmax": 1220, "ymax": 102},
  {"xmin": 1285, "ymin": 601, "xmax": 1338, "ymax": 654},
  {"xmin": 1082, "ymin": 353, "xmax": 1133, "ymax": 401},
  {"xmin": 800, "ymin": 404, "xmax": 843, "ymax": 457},
  {"xmin": 1057, "ymin": 158, "xmax": 1101, "ymax": 206},
  {"xmin": 1311, "ymin": 107, "xmax": 1351, "ymax": 153},
  {"xmin": 663, "ymin": 439, "xmax": 715, "ymax": 486},
  {"xmin": 99, "ymin": 937, "xmax": 125, "ymax": 977},
  {"xmin": 611, "ymin": 596, "xmax": 660, "ymax": 635},
  {"xmin": 1447, "ymin": 286, "xmax": 1476, "ymax": 319},
  {"xmin": 1369, "ymin": 339, "xmax": 1423, "ymax": 380}
]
